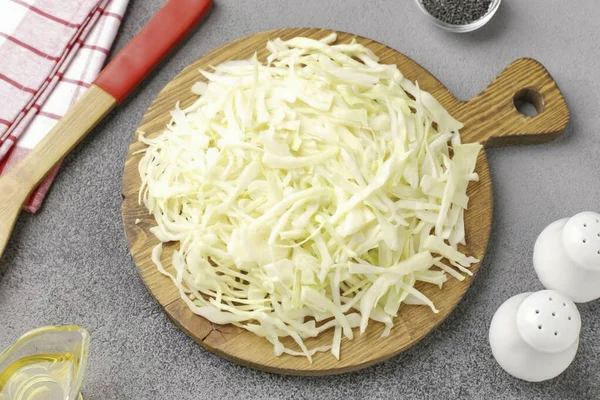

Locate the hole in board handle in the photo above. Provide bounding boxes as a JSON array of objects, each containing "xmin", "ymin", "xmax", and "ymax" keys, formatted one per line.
[{"xmin": 513, "ymin": 88, "xmax": 544, "ymax": 117}]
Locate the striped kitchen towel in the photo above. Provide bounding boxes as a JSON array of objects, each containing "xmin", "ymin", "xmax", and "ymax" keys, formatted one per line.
[{"xmin": 0, "ymin": 0, "xmax": 129, "ymax": 213}]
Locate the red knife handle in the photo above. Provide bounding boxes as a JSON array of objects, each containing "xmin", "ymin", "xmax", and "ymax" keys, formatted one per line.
[{"xmin": 94, "ymin": 0, "xmax": 213, "ymax": 103}]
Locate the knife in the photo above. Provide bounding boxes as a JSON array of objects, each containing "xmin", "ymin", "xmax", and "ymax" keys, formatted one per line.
[{"xmin": 0, "ymin": 0, "xmax": 213, "ymax": 258}]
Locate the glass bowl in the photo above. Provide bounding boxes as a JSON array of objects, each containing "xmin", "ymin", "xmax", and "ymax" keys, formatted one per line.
[
  {"xmin": 0, "ymin": 326, "xmax": 89, "ymax": 400},
  {"xmin": 414, "ymin": 0, "xmax": 502, "ymax": 33}
]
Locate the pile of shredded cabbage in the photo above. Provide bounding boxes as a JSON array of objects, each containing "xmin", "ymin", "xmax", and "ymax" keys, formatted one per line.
[{"xmin": 138, "ymin": 33, "xmax": 482, "ymax": 362}]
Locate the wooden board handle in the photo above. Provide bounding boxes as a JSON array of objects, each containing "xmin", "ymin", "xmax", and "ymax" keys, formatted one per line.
[{"xmin": 456, "ymin": 58, "xmax": 570, "ymax": 147}]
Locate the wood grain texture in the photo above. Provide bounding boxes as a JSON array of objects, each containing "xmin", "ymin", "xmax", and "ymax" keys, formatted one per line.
[
  {"xmin": 0, "ymin": 85, "xmax": 116, "ymax": 258},
  {"xmin": 121, "ymin": 28, "xmax": 569, "ymax": 375}
]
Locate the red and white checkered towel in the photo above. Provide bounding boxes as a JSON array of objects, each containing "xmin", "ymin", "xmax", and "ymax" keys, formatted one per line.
[{"xmin": 0, "ymin": 0, "xmax": 129, "ymax": 213}]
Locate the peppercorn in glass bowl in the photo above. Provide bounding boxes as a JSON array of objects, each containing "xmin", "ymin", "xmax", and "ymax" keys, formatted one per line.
[{"xmin": 415, "ymin": 0, "xmax": 501, "ymax": 33}]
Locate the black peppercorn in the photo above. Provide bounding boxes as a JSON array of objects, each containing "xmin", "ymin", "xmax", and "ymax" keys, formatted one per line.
[{"xmin": 421, "ymin": 0, "xmax": 493, "ymax": 25}]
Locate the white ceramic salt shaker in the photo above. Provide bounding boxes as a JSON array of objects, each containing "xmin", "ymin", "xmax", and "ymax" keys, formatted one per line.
[
  {"xmin": 533, "ymin": 211, "xmax": 600, "ymax": 303},
  {"xmin": 489, "ymin": 290, "xmax": 581, "ymax": 382}
]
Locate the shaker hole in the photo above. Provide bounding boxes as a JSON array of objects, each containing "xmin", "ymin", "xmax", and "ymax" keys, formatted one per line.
[
  {"xmin": 513, "ymin": 88, "xmax": 544, "ymax": 117},
  {"xmin": 554, "ymin": 331, "xmax": 558, "ymax": 336},
  {"xmin": 552, "ymin": 312, "xmax": 556, "ymax": 317},
  {"xmin": 535, "ymin": 309, "xmax": 540, "ymax": 314},
  {"xmin": 538, "ymin": 325, "xmax": 542, "ymax": 330},
  {"xmin": 568, "ymin": 316, "xmax": 572, "ymax": 320}
]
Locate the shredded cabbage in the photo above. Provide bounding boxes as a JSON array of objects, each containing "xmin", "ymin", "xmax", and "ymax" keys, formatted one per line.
[{"xmin": 138, "ymin": 34, "xmax": 482, "ymax": 362}]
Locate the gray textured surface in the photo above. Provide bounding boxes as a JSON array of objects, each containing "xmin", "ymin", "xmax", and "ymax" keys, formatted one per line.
[{"xmin": 1, "ymin": 1, "xmax": 600, "ymax": 399}]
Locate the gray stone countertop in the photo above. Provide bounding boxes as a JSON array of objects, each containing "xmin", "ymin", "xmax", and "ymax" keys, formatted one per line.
[{"xmin": 1, "ymin": 1, "xmax": 599, "ymax": 399}]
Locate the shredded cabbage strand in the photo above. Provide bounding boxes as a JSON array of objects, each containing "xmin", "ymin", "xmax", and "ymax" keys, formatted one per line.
[{"xmin": 138, "ymin": 33, "xmax": 482, "ymax": 362}]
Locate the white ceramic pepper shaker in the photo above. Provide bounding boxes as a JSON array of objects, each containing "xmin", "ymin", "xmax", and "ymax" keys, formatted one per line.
[
  {"xmin": 489, "ymin": 290, "xmax": 581, "ymax": 382},
  {"xmin": 533, "ymin": 211, "xmax": 600, "ymax": 303}
]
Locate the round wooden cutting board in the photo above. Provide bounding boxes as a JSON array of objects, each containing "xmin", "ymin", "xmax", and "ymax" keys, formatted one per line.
[{"xmin": 121, "ymin": 28, "xmax": 569, "ymax": 375}]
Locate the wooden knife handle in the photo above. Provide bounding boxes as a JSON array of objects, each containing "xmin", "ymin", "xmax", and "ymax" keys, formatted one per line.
[
  {"xmin": 0, "ymin": 85, "xmax": 115, "ymax": 259},
  {"xmin": 5, "ymin": 86, "xmax": 116, "ymax": 196}
]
